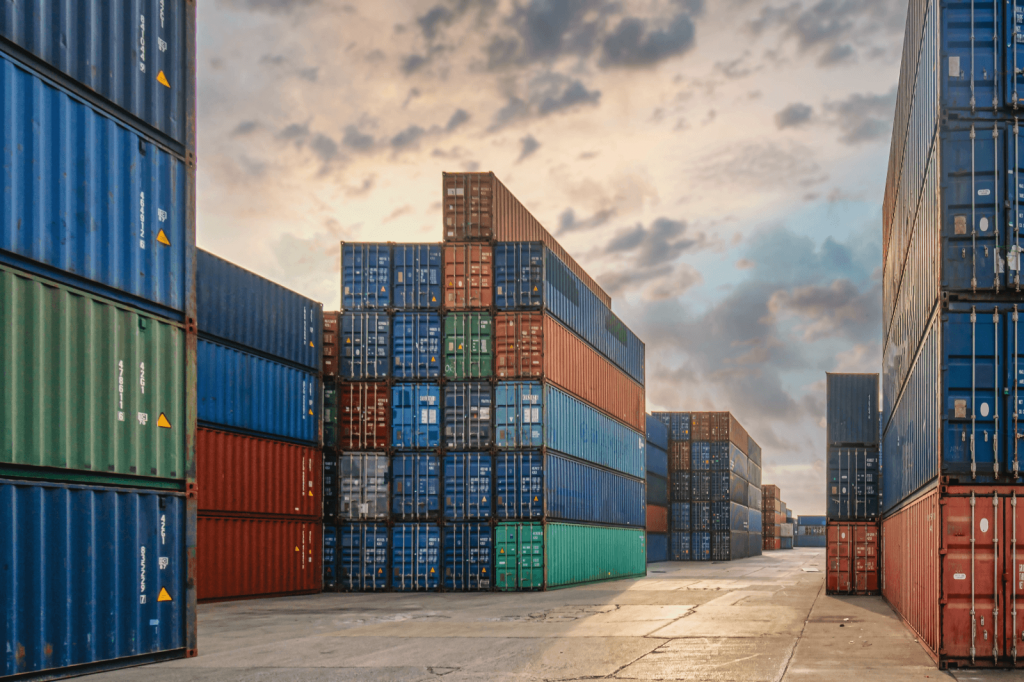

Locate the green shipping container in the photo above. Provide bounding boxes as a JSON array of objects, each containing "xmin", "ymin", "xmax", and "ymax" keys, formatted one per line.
[
  {"xmin": 444, "ymin": 313, "xmax": 492, "ymax": 379},
  {"xmin": 496, "ymin": 522, "xmax": 543, "ymax": 591},
  {"xmin": 546, "ymin": 523, "xmax": 646, "ymax": 589},
  {"xmin": 0, "ymin": 265, "xmax": 186, "ymax": 485}
]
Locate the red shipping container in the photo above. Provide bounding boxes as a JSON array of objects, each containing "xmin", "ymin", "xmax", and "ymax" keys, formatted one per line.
[
  {"xmin": 669, "ymin": 442, "xmax": 690, "ymax": 471},
  {"xmin": 647, "ymin": 504, "xmax": 668, "ymax": 533},
  {"xmin": 323, "ymin": 311, "xmax": 340, "ymax": 376},
  {"xmin": 443, "ymin": 243, "xmax": 492, "ymax": 310},
  {"xmin": 198, "ymin": 428, "xmax": 321, "ymax": 518},
  {"xmin": 827, "ymin": 521, "xmax": 880, "ymax": 595},
  {"xmin": 691, "ymin": 413, "xmax": 711, "ymax": 441},
  {"xmin": 763, "ymin": 537, "xmax": 781, "ymax": 551},
  {"xmin": 338, "ymin": 382, "xmax": 390, "ymax": 450},
  {"xmin": 198, "ymin": 516, "xmax": 321, "ymax": 602},
  {"xmin": 494, "ymin": 312, "xmax": 644, "ymax": 431},
  {"xmin": 763, "ymin": 484, "xmax": 781, "ymax": 500},
  {"xmin": 882, "ymin": 485, "xmax": 1024, "ymax": 670},
  {"xmin": 442, "ymin": 171, "xmax": 612, "ymax": 307}
]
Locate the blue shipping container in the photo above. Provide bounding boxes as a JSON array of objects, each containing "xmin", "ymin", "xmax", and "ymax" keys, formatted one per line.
[
  {"xmin": 323, "ymin": 527, "xmax": 337, "ymax": 589},
  {"xmin": 828, "ymin": 446, "xmax": 881, "ymax": 521},
  {"xmin": 391, "ymin": 523, "xmax": 441, "ymax": 591},
  {"xmin": 197, "ymin": 340, "xmax": 319, "ymax": 444},
  {"xmin": 645, "ymin": 414, "xmax": 669, "ymax": 451},
  {"xmin": 1, "ymin": 481, "xmax": 187, "ymax": 677},
  {"xmin": 444, "ymin": 453, "xmax": 492, "ymax": 521},
  {"xmin": 444, "ymin": 382, "xmax": 493, "ymax": 448},
  {"xmin": 691, "ymin": 532, "xmax": 711, "ymax": 561},
  {"xmin": 391, "ymin": 454, "xmax": 440, "ymax": 519},
  {"xmin": 393, "ymin": 244, "xmax": 441, "ymax": 310},
  {"xmin": 392, "ymin": 312, "xmax": 442, "ymax": 378},
  {"xmin": 392, "ymin": 384, "xmax": 441, "ymax": 449},
  {"xmin": 795, "ymin": 535, "xmax": 828, "ymax": 548},
  {"xmin": 495, "ymin": 451, "xmax": 543, "ymax": 520},
  {"xmin": 799, "ymin": 515, "xmax": 827, "ymax": 526},
  {"xmin": 545, "ymin": 453, "xmax": 645, "ymax": 527},
  {"xmin": 494, "ymin": 382, "xmax": 645, "ymax": 479},
  {"xmin": 673, "ymin": 472, "xmax": 693, "ymax": 501},
  {"xmin": 747, "ymin": 436, "xmax": 762, "ymax": 467},
  {"xmin": 340, "ymin": 313, "xmax": 390, "ymax": 380},
  {"xmin": 197, "ymin": 250, "xmax": 322, "ymax": 370},
  {"xmin": 747, "ymin": 483, "xmax": 762, "ymax": 509},
  {"xmin": 748, "ymin": 462, "xmax": 762, "ymax": 488},
  {"xmin": 690, "ymin": 502, "xmax": 711, "ymax": 532},
  {"xmin": 338, "ymin": 524, "xmax": 389, "ymax": 591},
  {"xmin": 691, "ymin": 442, "xmax": 712, "ymax": 470},
  {"xmin": 671, "ymin": 502, "xmax": 690, "ymax": 531},
  {"xmin": 1, "ymin": 53, "xmax": 188, "ymax": 318},
  {"xmin": 781, "ymin": 537, "xmax": 794, "ymax": 550},
  {"xmin": 689, "ymin": 472, "xmax": 710, "ymax": 501},
  {"xmin": 729, "ymin": 444, "xmax": 748, "ymax": 480},
  {"xmin": 647, "ymin": 443, "xmax": 668, "ymax": 478},
  {"xmin": 443, "ymin": 523, "xmax": 492, "ymax": 590},
  {"xmin": 652, "ymin": 412, "xmax": 690, "ymax": 441},
  {"xmin": 0, "ymin": 0, "xmax": 189, "ymax": 146},
  {"xmin": 669, "ymin": 531, "xmax": 690, "ymax": 561},
  {"xmin": 647, "ymin": 472, "xmax": 668, "ymax": 507},
  {"xmin": 494, "ymin": 243, "xmax": 645, "ymax": 385},
  {"xmin": 342, "ymin": 243, "xmax": 390, "ymax": 310},
  {"xmin": 647, "ymin": 532, "xmax": 668, "ymax": 563},
  {"xmin": 749, "ymin": 509, "xmax": 763, "ymax": 534},
  {"xmin": 826, "ymin": 373, "xmax": 879, "ymax": 446}
]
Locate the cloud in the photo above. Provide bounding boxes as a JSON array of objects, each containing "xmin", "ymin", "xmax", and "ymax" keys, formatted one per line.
[
  {"xmin": 342, "ymin": 125, "xmax": 376, "ymax": 152},
  {"xmin": 226, "ymin": 0, "xmax": 319, "ymax": 13},
  {"xmin": 297, "ymin": 67, "xmax": 320, "ymax": 82},
  {"xmin": 823, "ymin": 87, "xmax": 896, "ymax": 144},
  {"xmin": 775, "ymin": 102, "xmax": 813, "ymax": 129},
  {"xmin": 401, "ymin": 54, "xmax": 429, "ymax": 74},
  {"xmin": 485, "ymin": 1, "xmax": 613, "ymax": 69},
  {"xmin": 695, "ymin": 140, "xmax": 827, "ymax": 191},
  {"xmin": 445, "ymin": 109, "xmax": 471, "ymax": 131},
  {"xmin": 769, "ymin": 278, "xmax": 880, "ymax": 342},
  {"xmin": 558, "ymin": 207, "xmax": 616, "ymax": 234},
  {"xmin": 605, "ymin": 217, "xmax": 707, "ymax": 267},
  {"xmin": 600, "ymin": 12, "xmax": 697, "ymax": 68},
  {"xmin": 232, "ymin": 120, "xmax": 259, "ymax": 136},
  {"xmin": 390, "ymin": 125, "xmax": 427, "ymax": 151},
  {"xmin": 517, "ymin": 134, "xmax": 541, "ymax": 162},
  {"xmin": 489, "ymin": 73, "xmax": 601, "ymax": 130}
]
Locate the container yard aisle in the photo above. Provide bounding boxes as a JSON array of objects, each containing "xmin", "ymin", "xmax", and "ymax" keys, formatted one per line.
[{"xmin": 88, "ymin": 549, "xmax": 943, "ymax": 681}]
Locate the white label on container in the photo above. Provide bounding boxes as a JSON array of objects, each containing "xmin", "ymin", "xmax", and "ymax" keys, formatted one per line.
[
  {"xmin": 480, "ymin": 407, "xmax": 490, "ymax": 420},
  {"xmin": 139, "ymin": 362, "xmax": 146, "ymax": 395},
  {"xmin": 150, "ymin": 619, "xmax": 160, "ymax": 626},
  {"xmin": 981, "ymin": 518, "xmax": 990, "ymax": 533},
  {"xmin": 429, "ymin": 409, "xmax": 437, "ymax": 424},
  {"xmin": 140, "ymin": 546, "xmax": 147, "ymax": 603},
  {"xmin": 139, "ymin": 191, "xmax": 146, "ymax": 249},
  {"xmin": 980, "ymin": 402, "xmax": 991, "ymax": 417},
  {"xmin": 359, "ymin": 503, "xmax": 369, "ymax": 514},
  {"xmin": 979, "ymin": 190, "xmax": 992, "ymax": 198},
  {"xmin": 138, "ymin": 412, "xmax": 149, "ymax": 426},
  {"xmin": 950, "ymin": 56, "xmax": 960, "ymax": 77},
  {"xmin": 954, "ymin": 572, "xmax": 967, "ymax": 580},
  {"xmin": 531, "ymin": 408, "xmax": 540, "ymax": 423},
  {"xmin": 159, "ymin": 557, "xmax": 169, "ymax": 570}
]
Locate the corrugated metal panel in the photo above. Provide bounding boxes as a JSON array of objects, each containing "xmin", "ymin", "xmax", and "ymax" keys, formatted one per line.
[
  {"xmin": 443, "ymin": 243, "xmax": 492, "ymax": 310},
  {"xmin": 197, "ymin": 339, "xmax": 319, "ymax": 445},
  {"xmin": 444, "ymin": 382, "xmax": 492, "ymax": 449},
  {"xmin": 444, "ymin": 312, "xmax": 493, "ymax": 379},
  {"xmin": 324, "ymin": 382, "xmax": 337, "ymax": 449},
  {"xmin": 340, "ymin": 313, "xmax": 390, "ymax": 380},
  {"xmin": 1, "ymin": 265, "xmax": 185, "ymax": 481},
  {"xmin": 197, "ymin": 516, "xmax": 321, "ymax": 602},
  {"xmin": 669, "ymin": 531, "xmax": 690, "ymax": 560},
  {"xmin": 493, "ymin": 381, "xmax": 645, "ymax": 479},
  {"xmin": 196, "ymin": 428, "xmax": 320, "ymax": 518},
  {"xmin": 645, "ymin": 415, "xmax": 668, "ymax": 450},
  {"xmin": 669, "ymin": 441, "xmax": 690, "ymax": 471},
  {"xmin": 197, "ymin": 250, "xmax": 322, "ymax": 370},
  {"xmin": 494, "ymin": 312, "xmax": 644, "ymax": 431},
  {"xmin": 322, "ymin": 311, "xmax": 340, "ymax": 376},
  {"xmin": 671, "ymin": 502, "xmax": 690, "ymax": 531},
  {"xmin": 747, "ymin": 436, "xmax": 761, "ymax": 467},
  {"xmin": 393, "ymin": 244, "xmax": 441, "ymax": 310},
  {"xmin": 1, "ymin": 54, "xmax": 188, "ymax": 317},
  {"xmin": 748, "ymin": 462, "xmax": 762, "ymax": 488},
  {"xmin": 647, "ymin": 444, "xmax": 668, "ymax": 478},
  {"xmin": 691, "ymin": 531, "xmax": 711, "ymax": 561},
  {"xmin": 645, "ymin": 504, "xmax": 665, "ymax": 533},
  {"xmin": 442, "ymin": 172, "xmax": 613, "ymax": 307},
  {"xmin": 749, "ymin": 509, "xmax": 763, "ymax": 534},
  {"xmin": 711, "ymin": 531, "xmax": 748, "ymax": 561},
  {"xmin": 443, "ymin": 453, "xmax": 492, "ymax": 521},
  {"xmin": 322, "ymin": 526, "xmax": 337, "ymax": 589},
  {"xmin": 495, "ymin": 451, "xmax": 543, "ymax": 520},
  {"xmin": 827, "ymin": 521, "xmax": 880, "ymax": 595},
  {"xmin": 747, "ymin": 483, "xmax": 762, "ymax": 509},
  {"xmin": 391, "ymin": 453, "xmax": 440, "ymax": 520},
  {"xmin": 545, "ymin": 452, "xmax": 645, "ymax": 527},
  {"xmin": 335, "ymin": 523, "xmax": 389, "ymax": 591},
  {"xmin": 646, "ymin": 532, "xmax": 667, "ymax": 563},
  {"xmin": 0, "ymin": 0, "xmax": 188, "ymax": 146},
  {"xmin": 827, "ymin": 446, "xmax": 880, "ymax": 520},
  {"xmin": 690, "ymin": 502, "xmax": 711, "ymax": 531},
  {"xmin": 748, "ymin": 532, "xmax": 762, "ymax": 557},
  {"xmin": 646, "ymin": 472, "xmax": 667, "ymax": 506},
  {"xmin": 392, "ymin": 312, "xmax": 441, "ymax": 379},
  {"xmin": 341, "ymin": 243, "xmax": 390, "ymax": 310},
  {"xmin": 545, "ymin": 523, "xmax": 646, "ymax": 588},
  {"xmin": 1, "ymin": 481, "xmax": 187, "ymax": 677},
  {"xmin": 493, "ymin": 244, "xmax": 644, "ymax": 386},
  {"xmin": 391, "ymin": 523, "xmax": 441, "ymax": 591},
  {"xmin": 335, "ymin": 382, "xmax": 390, "ymax": 451},
  {"xmin": 327, "ymin": 453, "xmax": 388, "ymax": 522},
  {"xmin": 391, "ymin": 383, "xmax": 441, "ymax": 449},
  {"xmin": 826, "ymin": 373, "xmax": 880, "ymax": 446},
  {"xmin": 495, "ymin": 521, "xmax": 544, "ymax": 591},
  {"xmin": 443, "ymin": 522, "xmax": 491, "ymax": 591},
  {"xmin": 652, "ymin": 412, "xmax": 690, "ymax": 441},
  {"xmin": 671, "ymin": 472, "xmax": 690, "ymax": 502}
]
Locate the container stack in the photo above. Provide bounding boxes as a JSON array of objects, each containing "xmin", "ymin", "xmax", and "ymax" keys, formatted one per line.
[
  {"xmin": 795, "ymin": 516, "xmax": 827, "ymax": 548},
  {"xmin": 881, "ymin": 2, "xmax": 1024, "ymax": 668},
  {"xmin": 646, "ymin": 416, "xmax": 670, "ymax": 563},
  {"xmin": 762, "ymin": 485, "xmax": 783, "ymax": 550},
  {"xmin": 653, "ymin": 412, "xmax": 763, "ymax": 561},
  {"xmin": 195, "ymin": 251, "xmax": 324, "ymax": 602},
  {"xmin": 0, "ymin": 4, "xmax": 198, "ymax": 677}
]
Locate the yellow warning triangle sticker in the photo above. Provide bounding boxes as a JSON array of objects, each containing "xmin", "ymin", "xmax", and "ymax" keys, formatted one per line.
[
  {"xmin": 308, "ymin": 409, "xmax": 313, "ymax": 416},
  {"xmin": 295, "ymin": 546, "xmax": 300, "ymax": 552},
  {"xmin": 157, "ymin": 70, "xmax": 170, "ymax": 88},
  {"xmin": 158, "ymin": 587, "xmax": 172, "ymax": 602},
  {"xmin": 533, "ymin": 286, "xmax": 538, "ymax": 291},
  {"xmin": 157, "ymin": 413, "xmax": 172, "ymax": 429},
  {"xmin": 308, "ymin": 490, "xmax": 313, "ymax": 496},
  {"xmin": 309, "ymin": 341, "xmax": 314, "ymax": 347},
  {"xmin": 431, "ymin": 296, "xmax": 436, "ymax": 302},
  {"xmin": 431, "ymin": 357, "xmax": 436, "ymax": 362},
  {"xmin": 156, "ymin": 230, "xmax": 171, "ymax": 246},
  {"xmin": 377, "ymin": 568, "xmax": 383, "ymax": 574},
  {"xmin": 458, "ymin": 344, "xmax": 463, "ymax": 350},
  {"xmin": 381, "ymin": 286, "xmax": 386, "ymax": 292},
  {"xmin": 533, "ymin": 496, "xmax": 539, "ymax": 501},
  {"xmin": 430, "ymin": 567, "xmax": 435, "ymax": 573}
]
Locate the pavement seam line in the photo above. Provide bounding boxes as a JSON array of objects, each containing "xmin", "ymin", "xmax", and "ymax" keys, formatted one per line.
[{"xmin": 775, "ymin": 578, "xmax": 824, "ymax": 682}]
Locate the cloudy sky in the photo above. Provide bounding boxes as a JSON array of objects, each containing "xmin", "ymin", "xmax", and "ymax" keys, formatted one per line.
[{"xmin": 196, "ymin": 0, "xmax": 904, "ymax": 515}]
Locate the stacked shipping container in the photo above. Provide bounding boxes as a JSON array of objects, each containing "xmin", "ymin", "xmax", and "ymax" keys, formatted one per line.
[
  {"xmin": 653, "ymin": 412, "xmax": 763, "ymax": 561},
  {"xmin": 881, "ymin": 1, "xmax": 1024, "ymax": 667},
  {"xmin": 646, "ymin": 416, "xmax": 670, "ymax": 563},
  {"xmin": 795, "ymin": 516, "xmax": 827, "ymax": 548},
  {"xmin": 195, "ymin": 250, "xmax": 324, "ymax": 602},
  {"xmin": 762, "ymin": 485, "xmax": 784, "ymax": 551},
  {"xmin": 0, "ymin": 3, "xmax": 198, "ymax": 677}
]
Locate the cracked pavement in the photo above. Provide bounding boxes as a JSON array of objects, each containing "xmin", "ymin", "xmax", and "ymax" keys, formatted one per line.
[{"xmin": 90, "ymin": 548, "xmax": 963, "ymax": 681}]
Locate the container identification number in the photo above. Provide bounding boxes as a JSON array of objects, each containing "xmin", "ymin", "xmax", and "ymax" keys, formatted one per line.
[{"xmin": 118, "ymin": 360, "xmax": 125, "ymax": 422}]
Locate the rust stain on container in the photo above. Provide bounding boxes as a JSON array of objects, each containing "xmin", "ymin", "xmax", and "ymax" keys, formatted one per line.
[{"xmin": 443, "ymin": 243, "xmax": 493, "ymax": 310}]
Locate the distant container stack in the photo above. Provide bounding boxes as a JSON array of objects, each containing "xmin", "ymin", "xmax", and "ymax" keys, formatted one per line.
[
  {"xmin": 195, "ymin": 250, "xmax": 324, "ymax": 602},
  {"xmin": 646, "ymin": 416, "xmax": 669, "ymax": 563},
  {"xmin": 795, "ymin": 516, "xmax": 827, "ymax": 548},
  {"xmin": 652, "ymin": 412, "xmax": 763, "ymax": 561},
  {"xmin": 0, "ymin": 3, "xmax": 198, "ymax": 677},
  {"xmin": 762, "ymin": 485, "xmax": 784, "ymax": 551},
  {"xmin": 323, "ymin": 173, "xmax": 647, "ymax": 592}
]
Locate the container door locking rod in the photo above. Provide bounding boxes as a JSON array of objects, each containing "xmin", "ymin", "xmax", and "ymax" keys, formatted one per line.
[
  {"xmin": 974, "ymin": 306, "xmax": 979, "ymax": 478},
  {"xmin": 996, "ymin": 308, "xmax": 1001, "ymax": 478},
  {"xmin": 995, "ymin": 493, "xmax": 1001, "ymax": 663},
  {"xmin": 972, "ymin": 491, "xmax": 978, "ymax": 664}
]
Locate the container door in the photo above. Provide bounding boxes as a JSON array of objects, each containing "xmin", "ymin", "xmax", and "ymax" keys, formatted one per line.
[
  {"xmin": 523, "ymin": 523, "xmax": 544, "ymax": 589},
  {"xmin": 1003, "ymin": 490, "xmax": 1024, "ymax": 661},
  {"xmin": 495, "ymin": 523, "xmax": 519, "ymax": 591},
  {"xmin": 942, "ymin": 492, "xmax": 1000, "ymax": 663},
  {"xmin": 1004, "ymin": 2, "xmax": 1024, "ymax": 111},
  {"xmin": 1007, "ymin": 306, "xmax": 1024, "ymax": 477}
]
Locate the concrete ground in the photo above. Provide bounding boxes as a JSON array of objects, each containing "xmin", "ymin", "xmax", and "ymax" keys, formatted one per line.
[{"xmin": 90, "ymin": 548, "xmax": 1006, "ymax": 681}]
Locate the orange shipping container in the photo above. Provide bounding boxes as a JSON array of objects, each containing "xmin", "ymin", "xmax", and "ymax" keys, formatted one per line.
[
  {"xmin": 647, "ymin": 504, "xmax": 668, "ymax": 533},
  {"xmin": 323, "ymin": 311, "xmax": 340, "ymax": 376},
  {"xmin": 763, "ymin": 537, "xmax": 781, "ymax": 551},
  {"xmin": 668, "ymin": 442, "xmax": 690, "ymax": 471},
  {"xmin": 198, "ymin": 428, "xmax": 321, "ymax": 518},
  {"xmin": 443, "ymin": 243, "xmax": 492, "ymax": 310},
  {"xmin": 442, "ymin": 171, "xmax": 611, "ymax": 307},
  {"xmin": 494, "ymin": 312, "xmax": 643, "ymax": 431},
  {"xmin": 827, "ymin": 521, "xmax": 879, "ymax": 595}
]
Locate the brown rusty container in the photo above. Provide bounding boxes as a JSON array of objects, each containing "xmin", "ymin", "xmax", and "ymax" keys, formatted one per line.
[
  {"xmin": 338, "ymin": 382, "xmax": 390, "ymax": 450},
  {"xmin": 763, "ymin": 537, "xmax": 781, "ymax": 551},
  {"xmin": 323, "ymin": 311, "xmax": 340, "ymax": 376},
  {"xmin": 691, "ymin": 413, "xmax": 712, "ymax": 441},
  {"xmin": 443, "ymin": 243, "xmax": 493, "ymax": 310},
  {"xmin": 762, "ymin": 484, "xmax": 781, "ymax": 500},
  {"xmin": 668, "ymin": 442, "xmax": 691, "ymax": 471},
  {"xmin": 647, "ymin": 505, "xmax": 668, "ymax": 533},
  {"xmin": 442, "ymin": 171, "xmax": 612, "ymax": 307},
  {"xmin": 700, "ymin": 412, "xmax": 748, "ymax": 453},
  {"xmin": 827, "ymin": 521, "xmax": 879, "ymax": 596},
  {"xmin": 493, "ymin": 311, "xmax": 644, "ymax": 431}
]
